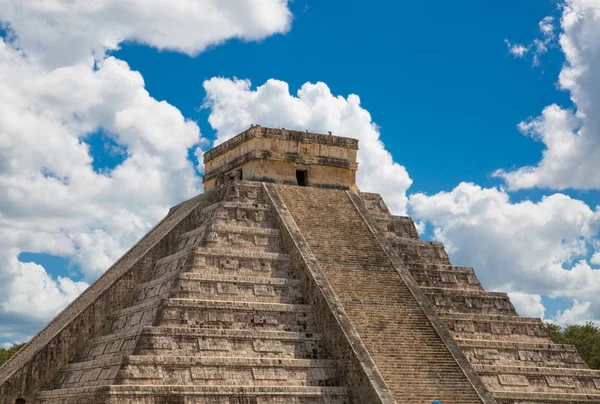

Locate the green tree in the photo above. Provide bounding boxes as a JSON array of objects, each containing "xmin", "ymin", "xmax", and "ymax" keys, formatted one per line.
[
  {"xmin": 0, "ymin": 343, "xmax": 24, "ymax": 367},
  {"xmin": 545, "ymin": 322, "xmax": 600, "ymax": 370}
]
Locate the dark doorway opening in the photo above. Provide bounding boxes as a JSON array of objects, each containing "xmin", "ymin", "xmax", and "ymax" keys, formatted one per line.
[
  {"xmin": 296, "ymin": 170, "xmax": 308, "ymax": 186},
  {"xmin": 16, "ymin": 399, "xmax": 27, "ymax": 404}
]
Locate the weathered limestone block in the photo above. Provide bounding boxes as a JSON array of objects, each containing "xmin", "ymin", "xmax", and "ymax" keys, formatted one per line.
[
  {"xmin": 389, "ymin": 237, "xmax": 451, "ymax": 264},
  {"xmin": 115, "ymin": 357, "xmax": 340, "ymax": 387},
  {"xmin": 458, "ymin": 340, "xmax": 587, "ymax": 369},
  {"xmin": 156, "ymin": 300, "xmax": 315, "ymax": 333},
  {"xmin": 405, "ymin": 263, "xmax": 484, "ymax": 290},
  {"xmin": 171, "ymin": 273, "xmax": 304, "ymax": 304},
  {"xmin": 423, "ymin": 287, "xmax": 517, "ymax": 316},
  {"xmin": 136, "ymin": 328, "xmax": 325, "ymax": 359},
  {"xmin": 185, "ymin": 249, "xmax": 293, "ymax": 278},
  {"xmin": 202, "ymin": 226, "xmax": 282, "ymax": 253},
  {"xmin": 37, "ymin": 385, "xmax": 350, "ymax": 404},
  {"xmin": 443, "ymin": 314, "xmax": 550, "ymax": 343},
  {"xmin": 477, "ymin": 365, "xmax": 600, "ymax": 395}
]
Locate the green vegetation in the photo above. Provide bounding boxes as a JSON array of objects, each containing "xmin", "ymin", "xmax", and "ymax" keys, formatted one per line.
[
  {"xmin": 0, "ymin": 343, "xmax": 24, "ymax": 367},
  {"xmin": 545, "ymin": 322, "xmax": 600, "ymax": 370}
]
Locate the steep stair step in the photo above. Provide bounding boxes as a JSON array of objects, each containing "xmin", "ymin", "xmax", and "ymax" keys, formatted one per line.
[
  {"xmin": 177, "ymin": 223, "xmax": 280, "ymax": 251},
  {"xmin": 137, "ymin": 326, "xmax": 326, "ymax": 359},
  {"xmin": 421, "ymin": 287, "xmax": 517, "ymax": 316},
  {"xmin": 404, "ymin": 262, "xmax": 484, "ymax": 290},
  {"xmin": 172, "ymin": 273, "xmax": 304, "ymax": 304},
  {"xmin": 116, "ymin": 356, "xmax": 340, "ymax": 387},
  {"xmin": 185, "ymin": 247, "xmax": 293, "ymax": 278},
  {"xmin": 202, "ymin": 225, "xmax": 282, "ymax": 253},
  {"xmin": 475, "ymin": 364, "xmax": 600, "ymax": 394},
  {"xmin": 275, "ymin": 184, "xmax": 486, "ymax": 403},
  {"xmin": 106, "ymin": 297, "xmax": 162, "ymax": 335},
  {"xmin": 391, "ymin": 238, "xmax": 451, "ymax": 264},
  {"xmin": 36, "ymin": 385, "xmax": 349, "ymax": 404},
  {"xmin": 55, "ymin": 356, "xmax": 125, "ymax": 389},
  {"xmin": 79, "ymin": 329, "xmax": 141, "ymax": 362},
  {"xmin": 199, "ymin": 200, "xmax": 276, "ymax": 229},
  {"xmin": 442, "ymin": 313, "xmax": 551, "ymax": 343},
  {"xmin": 156, "ymin": 299, "xmax": 316, "ymax": 332},
  {"xmin": 130, "ymin": 272, "xmax": 177, "ymax": 306},
  {"xmin": 491, "ymin": 390, "xmax": 600, "ymax": 403},
  {"xmin": 457, "ymin": 339, "xmax": 588, "ymax": 368},
  {"xmin": 372, "ymin": 214, "xmax": 420, "ymax": 240}
]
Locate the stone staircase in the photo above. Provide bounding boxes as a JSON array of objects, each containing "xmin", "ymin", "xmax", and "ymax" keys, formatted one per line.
[
  {"xmin": 360, "ymin": 192, "xmax": 600, "ymax": 403},
  {"xmin": 276, "ymin": 185, "xmax": 486, "ymax": 404},
  {"xmin": 35, "ymin": 182, "xmax": 348, "ymax": 404}
]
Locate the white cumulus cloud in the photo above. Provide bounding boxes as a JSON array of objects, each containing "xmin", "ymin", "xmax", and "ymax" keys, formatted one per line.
[
  {"xmin": 202, "ymin": 77, "xmax": 413, "ymax": 214},
  {"xmin": 409, "ymin": 182, "xmax": 600, "ymax": 323},
  {"xmin": 496, "ymin": 1, "xmax": 600, "ymax": 190},
  {"xmin": 505, "ymin": 40, "xmax": 530, "ymax": 58},
  {"xmin": 554, "ymin": 300, "xmax": 595, "ymax": 325},
  {"xmin": 0, "ymin": 0, "xmax": 292, "ymax": 67}
]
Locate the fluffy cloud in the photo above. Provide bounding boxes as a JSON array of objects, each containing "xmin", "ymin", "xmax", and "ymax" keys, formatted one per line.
[
  {"xmin": 203, "ymin": 78, "xmax": 412, "ymax": 214},
  {"xmin": 505, "ymin": 40, "xmax": 530, "ymax": 58},
  {"xmin": 0, "ymin": 42, "xmax": 203, "ymax": 339},
  {"xmin": 496, "ymin": 1, "xmax": 600, "ymax": 190},
  {"xmin": 0, "ymin": 46, "xmax": 202, "ymax": 276},
  {"xmin": 0, "ymin": 0, "xmax": 292, "ymax": 67},
  {"xmin": 554, "ymin": 300, "xmax": 595, "ymax": 325},
  {"xmin": 508, "ymin": 292, "xmax": 546, "ymax": 319},
  {"xmin": 504, "ymin": 16, "xmax": 555, "ymax": 65},
  {"xmin": 409, "ymin": 182, "xmax": 600, "ymax": 323},
  {"xmin": 1, "ymin": 256, "xmax": 88, "ymax": 320},
  {"xmin": 0, "ymin": 1, "xmax": 293, "ymax": 343}
]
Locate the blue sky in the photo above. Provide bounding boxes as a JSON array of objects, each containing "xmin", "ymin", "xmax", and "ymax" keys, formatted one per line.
[
  {"xmin": 1, "ymin": 0, "xmax": 600, "ymax": 346},
  {"xmin": 115, "ymin": 0, "xmax": 568, "ymax": 195}
]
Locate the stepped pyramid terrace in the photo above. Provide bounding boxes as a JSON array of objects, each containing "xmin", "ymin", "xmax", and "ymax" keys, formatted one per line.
[{"xmin": 2, "ymin": 125, "xmax": 600, "ymax": 404}]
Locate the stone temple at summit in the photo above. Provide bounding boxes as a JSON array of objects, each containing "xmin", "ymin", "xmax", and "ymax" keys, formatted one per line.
[{"xmin": 3, "ymin": 125, "xmax": 600, "ymax": 404}]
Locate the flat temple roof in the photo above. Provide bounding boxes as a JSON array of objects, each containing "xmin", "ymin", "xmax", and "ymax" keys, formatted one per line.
[{"xmin": 203, "ymin": 125, "xmax": 359, "ymax": 163}]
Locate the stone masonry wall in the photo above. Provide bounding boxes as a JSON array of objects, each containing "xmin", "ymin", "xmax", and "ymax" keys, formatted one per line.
[
  {"xmin": 33, "ymin": 181, "xmax": 349, "ymax": 404},
  {"xmin": 0, "ymin": 187, "xmax": 233, "ymax": 404},
  {"xmin": 203, "ymin": 126, "xmax": 358, "ymax": 191}
]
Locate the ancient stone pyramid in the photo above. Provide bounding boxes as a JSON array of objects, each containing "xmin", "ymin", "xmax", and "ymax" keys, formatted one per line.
[{"xmin": 2, "ymin": 126, "xmax": 600, "ymax": 404}]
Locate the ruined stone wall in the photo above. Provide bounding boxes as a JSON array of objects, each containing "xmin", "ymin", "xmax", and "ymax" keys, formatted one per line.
[
  {"xmin": 242, "ymin": 159, "xmax": 357, "ymax": 190},
  {"xmin": 204, "ymin": 126, "xmax": 358, "ymax": 191}
]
